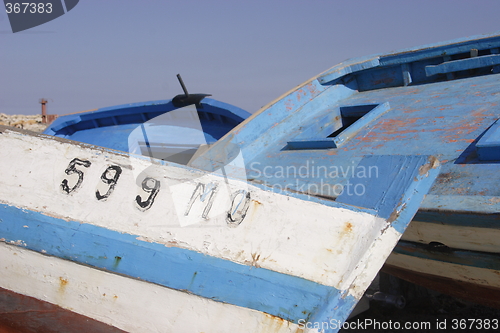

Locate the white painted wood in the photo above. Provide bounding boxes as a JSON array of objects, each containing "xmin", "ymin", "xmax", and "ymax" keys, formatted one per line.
[
  {"xmin": 0, "ymin": 243, "xmax": 301, "ymax": 333},
  {"xmin": 0, "ymin": 129, "xmax": 392, "ymax": 294}
]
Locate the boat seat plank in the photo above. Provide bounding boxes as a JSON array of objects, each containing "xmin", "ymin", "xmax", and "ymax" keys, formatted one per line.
[{"xmin": 425, "ymin": 54, "xmax": 500, "ymax": 77}]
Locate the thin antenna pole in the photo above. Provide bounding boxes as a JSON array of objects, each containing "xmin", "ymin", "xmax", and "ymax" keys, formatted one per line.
[
  {"xmin": 176, "ymin": 74, "xmax": 189, "ymax": 96},
  {"xmin": 40, "ymin": 98, "xmax": 48, "ymax": 124}
]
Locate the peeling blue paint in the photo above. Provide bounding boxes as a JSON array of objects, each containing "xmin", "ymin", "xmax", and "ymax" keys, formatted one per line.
[{"xmin": 0, "ymin": 203, "xmax": 350, "ymax": 326}]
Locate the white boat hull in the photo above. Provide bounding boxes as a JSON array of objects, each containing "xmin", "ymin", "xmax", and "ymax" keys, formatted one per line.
[{"xmin": 0, "ymin": 127, "xmax": 439, "ymax": 332}]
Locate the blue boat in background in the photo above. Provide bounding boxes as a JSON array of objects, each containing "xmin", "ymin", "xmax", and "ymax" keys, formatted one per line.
[{"xmin": 44, "ymin": 91, "xmax": 250, "ymax": 165}]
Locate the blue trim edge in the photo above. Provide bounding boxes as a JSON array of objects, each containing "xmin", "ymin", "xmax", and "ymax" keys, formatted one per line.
[{"xmin": 0, "ymin": 203, "xmax": 356, "ymax": 327}]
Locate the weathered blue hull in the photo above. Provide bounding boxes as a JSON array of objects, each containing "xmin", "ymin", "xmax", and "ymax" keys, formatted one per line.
[{"xmin": 190, "ymin": 33, "xmax": 500, "ymax": 307}]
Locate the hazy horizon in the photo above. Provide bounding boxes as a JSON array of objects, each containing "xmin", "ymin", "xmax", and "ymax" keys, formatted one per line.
[{"xmin": 2, "ymin": 0, "xmax": 500, "ymax": 116}]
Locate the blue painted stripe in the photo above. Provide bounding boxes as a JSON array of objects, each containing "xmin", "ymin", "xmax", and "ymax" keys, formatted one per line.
[{"xmin": 0, "ymin": 203, "xmax": 355, "ymax": 326}]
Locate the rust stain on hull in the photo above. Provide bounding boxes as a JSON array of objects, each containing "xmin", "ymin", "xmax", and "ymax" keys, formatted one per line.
[
  {"xmin": 58, "ymin": 277, "xmax": 68, "ymax": 294},
  {"xmin": 261, "ymin": 313, "xmax": 304, "ymax": 333}
]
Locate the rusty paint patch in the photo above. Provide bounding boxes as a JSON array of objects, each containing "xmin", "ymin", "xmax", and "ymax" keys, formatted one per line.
[
  {"xmin": 58, "ymin": 277, "xmax": 68, "ymax": 294},
  {"xmin": 307, "ymin": 82, "xmax": 321, "ymax": 96},
  {"xmin": 261, "ymin": 313, "xmax": 304, "ymax": 333},
  {"xmin": 441, "ymin": 108, "xmax": 490, "ymax": 143},
  {"xmin": 246, "ymin": 199, "xmax": 262, "ymax": 222},
  {"xmin": 435, "ymin": 170, "xmax": 462, "ymax": 185},
  {"xmin": 355, "ymin": 116, "xmax": 429, "ymax": 143},
  {"xmin": 296, "ymin": 88, "xmax": 307, "ymax": 102},
  {"xmin": 285, "ymin": 99, "xmax": 294, "ymax": 111},
  {"xmin": 418, "ymin": 156, "xmax": 440, "ymax": 176},
  {"xmin": 338, "ymin": 221, "xmax": 355, "ymax": 239}
]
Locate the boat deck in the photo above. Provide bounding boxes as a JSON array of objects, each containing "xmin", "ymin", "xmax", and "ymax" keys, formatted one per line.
[{"xmin": 236, "ymin": 74, "xmax": 500, "ymax": 227}]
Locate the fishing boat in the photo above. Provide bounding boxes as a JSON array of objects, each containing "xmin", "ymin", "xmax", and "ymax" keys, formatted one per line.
[
  {"xmin": 0, "ymin": 87, "xmax": 439, "ymax": 331},
  {"xmin": 191, "ymin": 32, "xmax": 500, "ymax": 308},
  {"xmin": 43, "ymin": 75, "xmax": 251, "ymax": 164}
]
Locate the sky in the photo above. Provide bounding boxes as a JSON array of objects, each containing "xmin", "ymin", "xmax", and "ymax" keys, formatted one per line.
[{"xmin": 1, "ymin": 0, "xmax": 500, "ymax": 116}]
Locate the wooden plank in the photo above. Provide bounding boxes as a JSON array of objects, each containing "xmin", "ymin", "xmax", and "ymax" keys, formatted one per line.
[{"xmin": 425, "ymin": 54, "xmax": 500, "ymax": 76}]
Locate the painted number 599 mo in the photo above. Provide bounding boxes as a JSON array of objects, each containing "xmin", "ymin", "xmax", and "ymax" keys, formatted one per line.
[{"xmin": 59, "ymin": 158, "xmax": 251, "ymax": 226}]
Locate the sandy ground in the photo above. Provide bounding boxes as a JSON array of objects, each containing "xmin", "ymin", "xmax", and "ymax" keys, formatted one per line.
[{"xmin": 0, "ymin": 114, "xmax": 47, "ymax": 133}]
